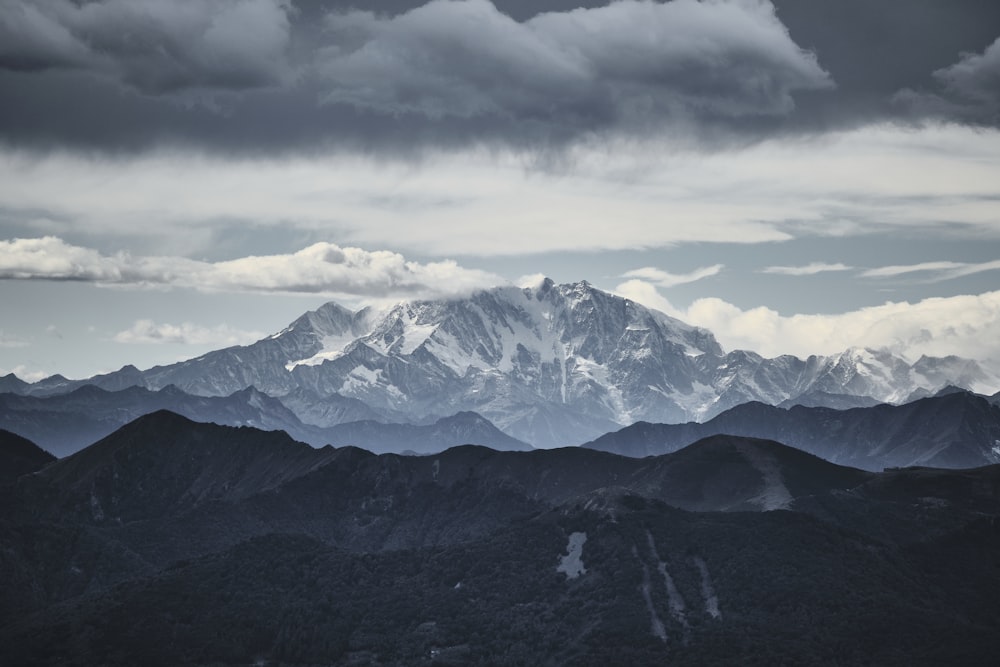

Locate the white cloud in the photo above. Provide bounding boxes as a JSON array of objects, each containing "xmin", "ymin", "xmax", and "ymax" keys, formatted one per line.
[
  {"xmin": 0, "ymin": 236, "xmax": 502, "ymax": 298},
  {"xmin": 612, "ymin": 279, "xmax": 683, "ymax": 319},
  {"xmin": 761, "ymin": 262, "xmax": 852, "ymax": 276},
  {"xmin": 516, "ymin": 273, "xmax": 549, "ymax": 289},
  {"xmin": 621, "ymin": 264, "xmax": 723, "ymax": 288},
  {"xmin": 861, "ymin": 259, "xmax": 1000, "ymax": 281},
  {"xmin": 680, "ymin": 291, "xmax": 1000, "ymax": 363},
  {"xmin": 0, "ymin": 236, "xmax": 120, "ymax": 280},
  {"xmin": 0, "ymin": 365, "xmax": 48, "ymax": 382},
  {"xmin": 619, "ymin": 278, "xmax": 1000, "ymax": 364},
  {"xmin": 113, "ymin": 320, "xmax": 264, "ymax": 346}
]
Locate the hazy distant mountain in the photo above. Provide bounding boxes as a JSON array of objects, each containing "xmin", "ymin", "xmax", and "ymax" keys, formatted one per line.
[
  {"xmin": 0, "ymin": 373, "xmax": 29, "ymax": 395},
  {"xmin": 275, "ymin": 385, "xmax": 392, "ymax": 426},
  {"xmin": 0, "ymin": 384, "xmax": 308, "ymax": 457},
  {"xmin": 583, "ymin": 390, "xmax": 1000, "ymax": 470},
  {"xmin": 777, "ymin": 390, "xmax": 882, "ymax": 410},
  {"xmin": 3, "ymin": 414, "xmax": 998, "ymax": 665},
  {"xmin": 8, "ymin": 280, "xmax": 996, "ymax": 447},
  {"xmin": 0, "ymin": 385, "xmax": 530, "ymax": 457},
  {"xmin": 324, "ymin": 411, "xmax": 532, "ymax": 455}
]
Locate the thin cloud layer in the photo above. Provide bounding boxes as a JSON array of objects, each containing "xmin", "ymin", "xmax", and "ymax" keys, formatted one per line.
[
  {"xmin": 0, "ymin": 237, "xmax": 502, "ymax": 298},
  {"xmin": 4, "ymin": 122, "xmax": 996, "ymax": 261},
  {"xmin": 113, "ymin": 319, "xmax": 264, "ymax": 346},
  {"xmin": 862, "ymin": 259, "xmax": 1000, "ymax": 282},
  {"xmin": 621, "ymin": 265, "xmax": 724, "ymax": 288},
  {"xmin": 761, "ymin": 262, "xmax": 851, "ymax": 276}
]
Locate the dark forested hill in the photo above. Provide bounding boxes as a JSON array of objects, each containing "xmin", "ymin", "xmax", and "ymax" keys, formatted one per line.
[
  {"xmin": 0, "ymin": 428, "xmax": 54, "ymax": 483},
  {"xmin": 2, "ymin": 412, "xmax": 998, "ymax": 666}
]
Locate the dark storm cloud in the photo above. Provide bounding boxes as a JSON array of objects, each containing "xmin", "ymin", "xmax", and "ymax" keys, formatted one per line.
[
  {"xmin": 937, "ymin": 38, "xmax": 1000, "ymax": 105},
  {"xmin": 768, "ymin": 0, "xmax": 1000, "ymax": 128},
  {"xmin": 315, "ymin": 0, "xmax": 831, "ymax": 122},
  {"xmin": 0, "ymin": 0, "xmax": 997, "ymax": 154},
  {"xmin": 888, "ymin": 35, "xmax": 1000, "ymax": 125},
  {"xmin": 0, "ymin": 0, "xmax": 294, "ymax": 93}
]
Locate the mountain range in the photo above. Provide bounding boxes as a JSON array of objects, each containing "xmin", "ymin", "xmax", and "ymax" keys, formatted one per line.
[
  {"xmin": 5, "ymin": 379, "xmax": 1000, "ymax": 470},
  {"xmin": 584, "ymin": 389, "xmax": 1000, "ymax": 470},
  {"xmin": 0, "ymin": 384, "xmax": 527, "ymax": 458},
  {"xmin": 3, "ymin": 280, "xmax": 997, "ymax": 450},
  {"xmin": 3, "ymin": 412, "xmax": 999, "ymax": 665}
]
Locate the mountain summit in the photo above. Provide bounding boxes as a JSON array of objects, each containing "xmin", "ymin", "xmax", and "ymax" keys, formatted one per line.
[{"xmin": 140, "ymin": 280, "xmax": 725, "ymax": 445}]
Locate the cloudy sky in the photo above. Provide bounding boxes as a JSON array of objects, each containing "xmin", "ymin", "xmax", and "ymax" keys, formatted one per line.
[{"xmin": 1, "ymin": 0, "xmax": 999, "ymax": 381}]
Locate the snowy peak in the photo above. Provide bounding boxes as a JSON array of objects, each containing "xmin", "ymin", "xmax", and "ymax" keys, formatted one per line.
[
  {"xmin": 807, "ymin": 347, "xmax": 915, "ymax": 402},
  {"xmin": 296, "ymin": 302, "xmax": 356, "ymax": 338},
  {"xmin": 911, "ymin": 354, "xmax": 995, "ymax": 394},
  {"xmin": 269, "ymin": 301, "xmax": 358, "ymax": 341},
  {"xmin": 274, "ymin": 281, "xmax": 731, "ymax": 445},
  {"xmin": 288, "ymin": 280, "xmax": 722, "ymax": 379},
  {"xmin": 280, "ymin": 303, "xmax": 382, "ymax": 370}
]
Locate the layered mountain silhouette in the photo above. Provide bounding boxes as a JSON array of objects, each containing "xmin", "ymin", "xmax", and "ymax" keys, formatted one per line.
[
  {"xmin": 583, "ymin": 390, "xmax": 1000, "ymax": 470},
  {"xmin": 3, "ymin": 413, "xmax": 999, "ymax": 665},
  {"xmin": 0, "ymin": 384, "xmax": 528, "ymax": 457},
  {"xmin": 5, "ymin": 280, "xmax": 995, "ymax": 448},
  {"xmin": 6, "ymin": 381, "xmax": 999, "ymax": 471}
]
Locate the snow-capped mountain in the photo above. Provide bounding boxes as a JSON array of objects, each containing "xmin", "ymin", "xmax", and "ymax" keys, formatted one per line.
[
  {"xmin": 286, "ymin": 279, "xmax": 730, "ymax": 443},
  {"xmin": 699, "ymin": 346, "xmax": 996, "ymax": 417},
  {"xmin": 133, "ymin": 278, "xmax": 726, "ymax": 445},
  {"xmin": 7, "ymin": 279, "xmax": 996, "ymax": 447}
]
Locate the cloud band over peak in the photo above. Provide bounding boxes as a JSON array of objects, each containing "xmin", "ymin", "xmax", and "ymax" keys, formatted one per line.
[{"xmin": 0, "ymin": 236, "xmax": 502, "ymax": 298}]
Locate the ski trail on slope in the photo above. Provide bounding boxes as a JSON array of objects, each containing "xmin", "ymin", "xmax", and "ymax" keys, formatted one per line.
[
  {"xmin": 634, "ymin": 546, "xmax": 667, "ymax": 642},
  {"xmin": 646, "ymin": 531, "xmax": 690, "ymax": 643},
  {"xmin": 693, "ymin": 556, "xmax": 722, "ymax": 619}
]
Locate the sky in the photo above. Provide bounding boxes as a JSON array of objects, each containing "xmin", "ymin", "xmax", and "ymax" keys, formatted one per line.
[{"xmin": 1, "ymin": 0, "xmax": 999, "ymax": 381}]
